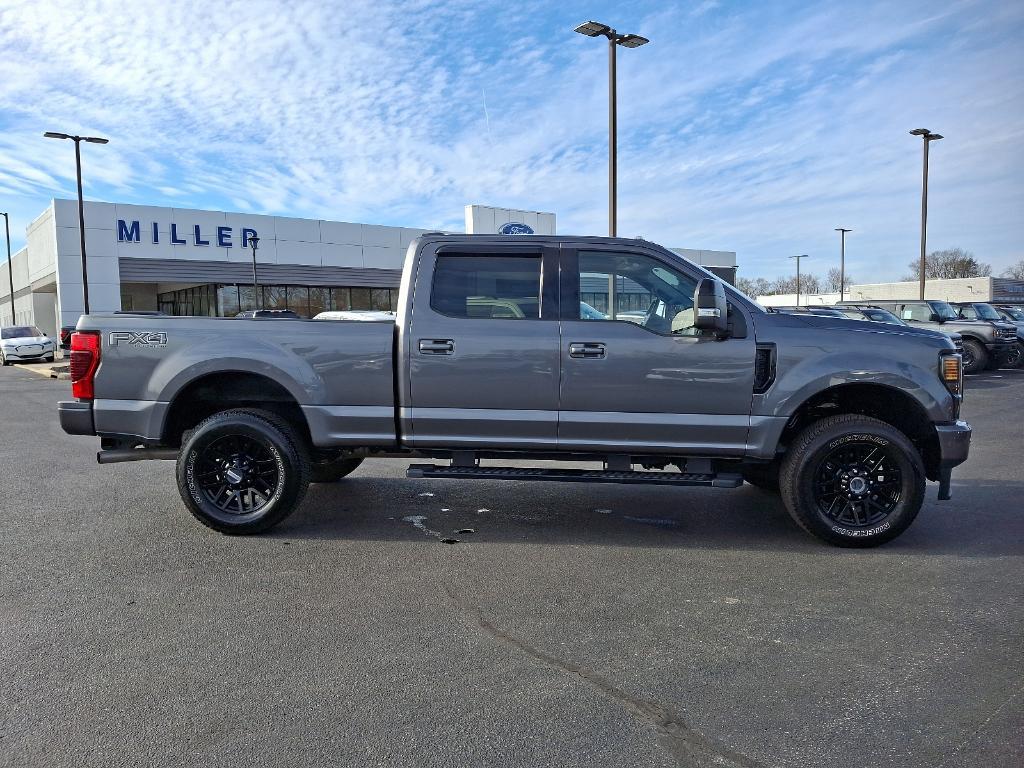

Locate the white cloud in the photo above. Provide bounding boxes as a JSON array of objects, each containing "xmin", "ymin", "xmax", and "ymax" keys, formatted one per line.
[{"xmin": 0, "ymin": 0, "xmax": 1021, "ymax": 279}]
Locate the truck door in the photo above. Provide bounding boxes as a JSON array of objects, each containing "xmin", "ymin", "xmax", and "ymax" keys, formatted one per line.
[
  {"xmin": 403, "ymin": 243, "xmax": 561, "ymax": 449},
  {"xmin": 558, "ymin": 246, "xmax": 756, "ymax": 454}
]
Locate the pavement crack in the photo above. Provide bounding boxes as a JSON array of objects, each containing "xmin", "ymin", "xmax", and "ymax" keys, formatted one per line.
[{"xmin": 444, "ymin": 586, "xmax": 765, "ymax": 768}]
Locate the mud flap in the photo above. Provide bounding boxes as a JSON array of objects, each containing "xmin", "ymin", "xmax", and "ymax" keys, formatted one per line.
[{"xmin": 937, "ymin": 466, "xmax": 952, "ymax": 501}]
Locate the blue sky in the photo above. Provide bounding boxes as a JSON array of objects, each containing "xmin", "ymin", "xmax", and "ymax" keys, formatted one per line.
[{"xmin": 0, "ymin": 0, "xmax": 1021, "ymax": 280}]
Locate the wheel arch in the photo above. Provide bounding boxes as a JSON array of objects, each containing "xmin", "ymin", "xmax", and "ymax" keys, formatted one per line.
[
  {"xmin": 778, "ymin": 382, "xmax": 941, "ymax": 481},
  {"xmin": 162, "ymin": 371, "xmax": 313, "ymax": 449}
]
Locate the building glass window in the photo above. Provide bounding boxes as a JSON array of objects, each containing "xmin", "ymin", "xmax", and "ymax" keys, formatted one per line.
[
  {"xmin": 264, "ymin": 285, "xmax": 288, "ymax": 311},
  {"xmin": 308, "ymin": 287, "xmax": 329, "ymax": 317},
  {"xmin": 218, "ymin": 286, "xmax": 240, "ymax": 317},
  {"xmin": 371, "ymin": 288, "xmax": 392, "ymax": 311},
  {"xmin": 287, "ymin": 286, "xmax": 310, "ymax": 317},
  {"xmin": 350, "ymin": 288, "xmax": 372, "ymax": 310},
  {"xmin": 331, "ymin": 287, "xmax": 352, "ymax": 310}
]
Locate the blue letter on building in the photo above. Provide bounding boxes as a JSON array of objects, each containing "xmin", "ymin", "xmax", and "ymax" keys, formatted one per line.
[
  {"xmin": 217, "ymin": 226, "xmax": 232, "ymax": 247},
  {"xmin": 240, "ymin": 228, "xmax": 258, "ymax": 248},
  {"xmin": 117, "ymin": 219, "xmax": 140, "ymax": 242},
  {"xmin": 170, "ymin": 223, "xmax": 186, "ymax": 244},
  {"xmin": 194, "ymin": 225, "xmax": 210, "ymax": 246}
]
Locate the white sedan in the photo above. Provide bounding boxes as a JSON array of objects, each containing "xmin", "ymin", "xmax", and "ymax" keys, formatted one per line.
[{"xmin": 1, "ymin": 325, "xmax": 56, "ymax": 365}]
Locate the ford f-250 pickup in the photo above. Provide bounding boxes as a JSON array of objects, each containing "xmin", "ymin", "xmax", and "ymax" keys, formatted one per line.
[{"xmin": 58, "ymin": 235, "xmax": 972, "ymax": 547}]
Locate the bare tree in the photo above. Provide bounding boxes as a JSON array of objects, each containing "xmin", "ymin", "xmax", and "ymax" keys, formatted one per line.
[
  {"xmin": 1002, "ymin": 259, "xmax": 1024, "ymax": 280},
  {"xmin": 735, "ymin": 276, "xmax": 772, "ymax": 297},
  {"xmin": 824, "ymin": 267, "xmax": 854, "ymax": 293},
  {"xmin": 904, "ymin": 248, "xmax": 992, "ymax": 280}
]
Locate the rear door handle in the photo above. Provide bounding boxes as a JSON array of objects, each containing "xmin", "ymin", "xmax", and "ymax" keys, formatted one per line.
[
  {"xmin": 419, "ymin": 339, "xmax": 455, "ymax": 355},
  {"xmin": 569, "ymin": 342, "xmax": 606, "ymax": 359}
]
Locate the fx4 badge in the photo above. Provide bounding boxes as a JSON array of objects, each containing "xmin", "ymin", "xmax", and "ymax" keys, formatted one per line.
[{"xmin": 109, "ymin": 331, "xmax": 168, "ymax": 347}]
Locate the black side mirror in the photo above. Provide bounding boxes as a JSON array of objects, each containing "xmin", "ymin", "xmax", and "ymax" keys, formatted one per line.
[
  {"xmin": 929, "ymin": 313, "xmax": 942, "ymax": 322},
  {"xmin": 693, "ymin": 278, "xmax": 729, "ymax": 337}
]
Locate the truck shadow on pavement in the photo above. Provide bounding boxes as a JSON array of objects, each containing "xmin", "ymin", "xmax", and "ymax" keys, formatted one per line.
[
  {"xmin": 270, "ymin": 476, "xmax": 1024, "ymax": 557},
  {"xmin": 964, "ymin": 367, "xmax": 1024, "ymax": 390}
]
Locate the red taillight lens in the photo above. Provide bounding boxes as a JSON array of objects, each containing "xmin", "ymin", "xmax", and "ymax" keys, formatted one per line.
[{"xmin": 70, "ymin": 331, "xmax": 101, "ymax": 399}]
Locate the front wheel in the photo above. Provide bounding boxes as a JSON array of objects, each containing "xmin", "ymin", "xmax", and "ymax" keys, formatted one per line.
[
  {"xmin": 1000, "ymin": 342, "xmax": 1023, "ymax": 370},
  {"xmin": 176, "ymin": 409, "xmax": 310, "ymax": 535},
  {"xmin": 961, "ymin": 339, "xmax": 987, "ymax": 374},
  {"xmin": 779, "ymin": 415, "xmax": 925, "ymax": 547}
]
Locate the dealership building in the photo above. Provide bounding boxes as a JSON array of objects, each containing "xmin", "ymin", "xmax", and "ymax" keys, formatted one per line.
[{"xmin": 0, "ymin": 199, "xmax": 738, "ymax": 336}]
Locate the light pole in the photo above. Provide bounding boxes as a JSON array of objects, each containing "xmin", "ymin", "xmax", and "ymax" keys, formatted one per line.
[
  {"xmin": 835, "ymin": 228, "xmax": 851, "ymax": 301},
  {"xmin": 43, "ymin": 132, "xmax": 109, "ymax": 314},
  {"xmin": 574, "ymin": 20, "xmax": 649, "ymax": 237},
  {"xmin": 790, "ymin": 254, "xmax": 809, "ymax": 306},
  {"xmin": 248, "ymin": 234, "xmax": 261, "ymax": 309},
  {"xmin": 1, "ymin": 213, "xmax": 13, "ymax": 326},
  {"xmin": 909, "ymin": 128, "xmax": 943, "ymax": 300}
]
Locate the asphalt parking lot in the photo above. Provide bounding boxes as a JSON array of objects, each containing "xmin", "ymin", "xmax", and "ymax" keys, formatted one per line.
[{"xmin": 1, "ymin": 366, "xmax": 1022, "ymax": 768}]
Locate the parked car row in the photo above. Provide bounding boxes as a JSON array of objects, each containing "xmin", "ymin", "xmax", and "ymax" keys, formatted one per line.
[{"xmin": 772, "ymin": 299, "xmax": 1022, "ymax": 374}]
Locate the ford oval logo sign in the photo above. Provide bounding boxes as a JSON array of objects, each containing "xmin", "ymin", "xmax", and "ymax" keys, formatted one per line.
[{"xmin": 498, "ymin": 221, "xmax": 534, "ymax": 235}]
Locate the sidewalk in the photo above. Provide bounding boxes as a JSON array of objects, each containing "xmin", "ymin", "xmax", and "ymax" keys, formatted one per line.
[{"xmin": 12, "ymin": 356, "xmax": 70, "ymax": 380}]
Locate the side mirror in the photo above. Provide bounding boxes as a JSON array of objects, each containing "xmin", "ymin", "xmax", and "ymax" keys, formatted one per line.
[
  {"xmin": 929, "ymin": 313, "xmax": 942, "ymax": 322},
  {"xmin": 693, "ymin": 278, "xmax": 729, "ymax": 336}
]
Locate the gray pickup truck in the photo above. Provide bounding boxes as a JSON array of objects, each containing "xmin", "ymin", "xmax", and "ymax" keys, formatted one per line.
[{"xmin": 59, "ymin": 235, "xmax": 971, "ymax": 547}]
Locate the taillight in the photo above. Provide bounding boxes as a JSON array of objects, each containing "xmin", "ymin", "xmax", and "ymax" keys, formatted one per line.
[{"xmin": 70, "ymin": 331, "xmax": 101, "ymax": 400}]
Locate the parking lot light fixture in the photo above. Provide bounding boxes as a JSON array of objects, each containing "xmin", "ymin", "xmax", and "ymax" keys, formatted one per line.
[
  {"xmin": 909, "ymin": 128, "xmax": 943, "ymax": 300},
  {"xmin": 248, "ymin": 234, "xmax": 261, "ymax": 309},
  {"xmin": 1, "ymin": 212, "xmax": 13, "ymax": 326},
  {"xmin": 574, "ymin": 20, "xmax": 649, "ymax": 237},
  {"xmin": 835, "ymin": 228, "xmax": 852, "ymax": 301},
  {"xmin": 43, "ymin": 131, "xmax": 109, "ymax": 314},
  {"xmin": 789, "ymin": 254, "xmax": 809, "ymax": 306}
]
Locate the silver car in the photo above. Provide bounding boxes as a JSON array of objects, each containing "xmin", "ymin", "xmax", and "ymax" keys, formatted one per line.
[{"xmin": 1, "ymin": 325, "xmax": 56, "ymax": 365}]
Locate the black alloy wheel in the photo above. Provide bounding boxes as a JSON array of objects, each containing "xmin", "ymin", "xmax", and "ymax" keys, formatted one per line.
[
  {"xmin": 176, "ymin": 409, "xmax": 310, "ymax": 534},
  {"xmin": 192, "ymin": 434, "xmax": 281, "ymax": 515},
  {"xmin": 812, "ymin": 439, "xmax": 903, "ymax": 528},
  {"xmin": 779, "ymin": 414, "xmax": 925, "ymax": 547}
]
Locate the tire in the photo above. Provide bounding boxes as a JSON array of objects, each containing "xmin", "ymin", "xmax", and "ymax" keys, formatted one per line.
[
  {"xmin": 961, "ymin": 339, "xmax": 987, "ymax": 374},
  {"xmin": 45, "ymin": 355, "xmax": 54, "ymax": 363},
  {"xmin": 176, "ymin": 408, "xmax": 310, "ymax": 535},
  {"xmin": 1, "ymin": 352, "xmax": 8, "ymax": 366},
  {"xmin": 779, "ymin": 414, "xmax": 925, "ymax": 548},
  {"xmin": 310, "ymin": 454, "xmax": 364, "ymax": 483},
  {"xmin": 742, "ymin": 461, "xmax": 780, "ymax": 493},
  {"xmin": 1002, "ymin": 342, "xmax": 1024, "ymax": 370}
]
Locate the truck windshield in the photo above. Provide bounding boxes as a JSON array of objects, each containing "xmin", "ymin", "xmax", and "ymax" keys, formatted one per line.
[
  {"xmin": 972, "ymin": 304, "xmax": 1002, "ymax": 321},
  {"xmin": 930, "ymin": 302, "xmax": 959, "ymax": 321},
  {"xmin": 1002, "ymin": 306, "xmax": 1024, "ymax": 321}
]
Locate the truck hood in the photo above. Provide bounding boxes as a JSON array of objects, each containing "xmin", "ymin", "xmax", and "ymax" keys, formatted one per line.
[{"xmin": 766, "ymin": 311, "xmax": 955, "ymax": 344}]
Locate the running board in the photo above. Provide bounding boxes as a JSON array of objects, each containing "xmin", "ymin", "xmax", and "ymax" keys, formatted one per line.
[{"xmin": 406, "ymin": 464, "xmax": 742, "ymax": 488}]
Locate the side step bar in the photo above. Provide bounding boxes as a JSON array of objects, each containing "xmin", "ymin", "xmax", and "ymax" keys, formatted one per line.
[{"xmin": 407, "ymin": 464, "xmax": 742, "ymax": 488}]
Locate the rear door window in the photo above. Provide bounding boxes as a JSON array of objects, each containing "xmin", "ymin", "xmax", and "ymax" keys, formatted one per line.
[{"xmin": 431, "ymin": 255, "xmax": 541, "ymax": 319}]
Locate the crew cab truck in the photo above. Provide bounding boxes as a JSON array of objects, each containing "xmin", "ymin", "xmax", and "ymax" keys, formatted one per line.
[{"xmin": 59, "ymin": 235, "xmax": 972, "ymax": 547}]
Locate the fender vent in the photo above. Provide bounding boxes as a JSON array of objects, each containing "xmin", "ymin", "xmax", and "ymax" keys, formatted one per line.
[{"xmin": 754, "ymin": 344, "xmax": 776, "ymax": 394}]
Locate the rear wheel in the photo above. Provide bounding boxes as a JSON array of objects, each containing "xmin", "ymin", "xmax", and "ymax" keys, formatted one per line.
[
  {"xmin": 1, "ymin": 351, "xmax": 8, "ymax": 366},
  {"xmin": 779, "ymin": 415, "xmax": 925, "ymax": 547},
  {"xmin": 176, "ymin": 409, "xmax": 310, "ymax": 535},
  {"xmin": 961, "ymin": 339, "xmax": 987, "ymax": 374}
]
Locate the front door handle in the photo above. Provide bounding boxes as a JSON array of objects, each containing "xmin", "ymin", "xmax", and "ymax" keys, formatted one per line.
[
  {"xmin": 419, "ymin": 339, "xmax": 455, "ymax": 355},
  {"xmin": 569, "ymin": 342, "xmax": 606, "ymax": 359}
]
